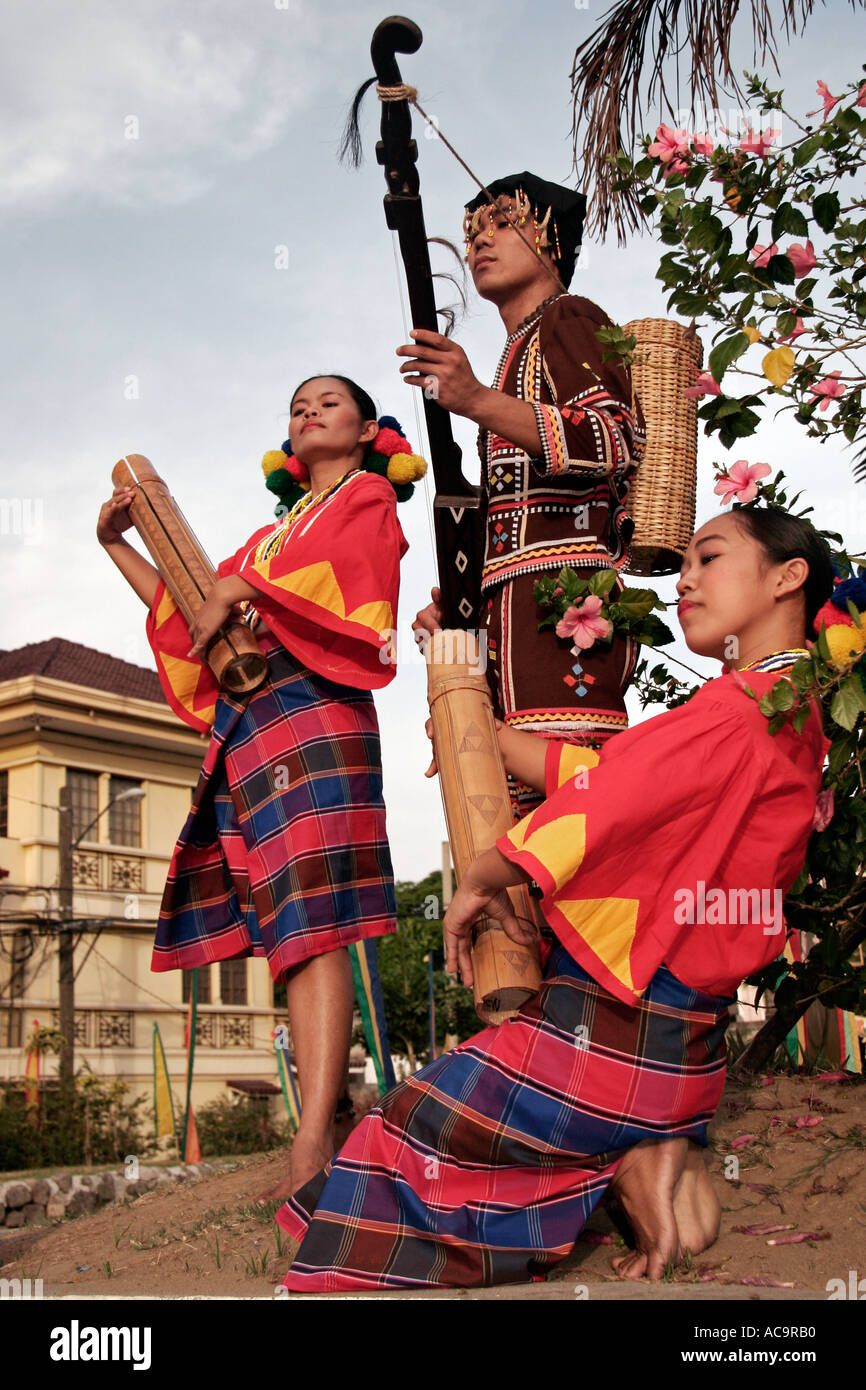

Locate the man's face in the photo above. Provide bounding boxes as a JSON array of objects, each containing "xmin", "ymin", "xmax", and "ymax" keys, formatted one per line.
[{"xmin": 465, "ymin": 200, "xmax": 560, "ymax": 303}]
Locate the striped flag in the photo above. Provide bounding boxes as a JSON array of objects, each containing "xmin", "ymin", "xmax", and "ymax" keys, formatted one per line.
[
  {"xmin": 152, "ymin": 1021, "xmax": 176, "ymax": 1140},
  {"xmin": 181, "ymin": 970, "xmax": 202, "ymax": 1162},
  {"xmin": 23, "ymin": 1018, "xmax": 40, "ymax": 1126},
  {"xmin": 274, "ymin": 1035, "xmax": 302, "ymax": 1133},
  {"xmin": 349, "ymin": 940, "xmax": 396, "ymax": 1094}
]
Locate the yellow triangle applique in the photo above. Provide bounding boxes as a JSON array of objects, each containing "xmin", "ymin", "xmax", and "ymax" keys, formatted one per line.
[
  {"xmin": 555, "ymin": 896, "xmax": 640, "ymax": 995},
  {"xmin": 506, "ymin": 812, "xmax": 586, "ymax": 893},
  {"xmin": 257, "ymin": 559, "xmax": 392, "ymax": 634}
]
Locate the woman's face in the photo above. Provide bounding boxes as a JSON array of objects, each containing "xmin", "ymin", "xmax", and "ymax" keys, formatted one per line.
[
  {"xmin": 288, "ymin": 377, "xmax": 377, "ymax": 463},
  {"xmin": 675, "ymin": 512, "xmax": 803, "ymax": 664}
]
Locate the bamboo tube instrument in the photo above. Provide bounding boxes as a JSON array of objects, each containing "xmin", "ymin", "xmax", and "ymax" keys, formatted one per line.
[
  {"xmin": 427, "ymin": 631, "xmax": 542, "ymax": 1024},
  {"xmin": 112, "ymin": 454, "xmax": 268, "ymax": 695}
]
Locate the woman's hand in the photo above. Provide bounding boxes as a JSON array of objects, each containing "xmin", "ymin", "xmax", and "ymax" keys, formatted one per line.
[
  {"xmin": 97, "ymin": 486, "xmax": 136, "ymax": 545},
  {"xmin": 444, "ymin": 879, "xmax": 536, "ymax": 989},
  {"xmin": 187, "ymin": 579, "xmax": 238, "ymax": 658},
  {"xmin": 424, "ymin": 716, "xmax": 438, "ymax": 779}
]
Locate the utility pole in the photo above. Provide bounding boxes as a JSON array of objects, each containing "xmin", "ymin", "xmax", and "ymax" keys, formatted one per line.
[{"xmin": 58, "ymin": 784, "xmax": 75, "ymax": 1085}]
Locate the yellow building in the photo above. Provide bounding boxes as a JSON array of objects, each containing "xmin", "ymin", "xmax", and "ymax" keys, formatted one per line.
[{"xmin": 0, "ymin": 639, "xmax": 286, "ymax": 1116}]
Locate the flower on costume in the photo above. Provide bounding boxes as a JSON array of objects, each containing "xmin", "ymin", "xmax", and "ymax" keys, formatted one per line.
[
  {"xmin": 648, "ymin": 124, "xmax": 690, "ymax": 163},
  {"xmin": 808, "ymin": 80, "xmax": 841, "ymax": 121},
  {"xmin": 683, "ymin": 370, "xmax": 722, "ymax": 399},
  {"xmin": 739, "ymin": 127, "xmax": 779, "ymax": 158},
  {"xmin": 808, "ymin": 372, "xmax": 846, "ymax": 411},
  {"xmin": 750, "ymin": 242, "xmax": 780, "ymax": 268},
  {"xmin": 714, "ymin": 460, "xmax": 772, "ymax": 505},
  {"xmin": 555, "ymin": 595, "xmax": 612, "ymax": 650},
  {"xmin": 786, "ymin": 241, "xmax": 817, "ymax": 279}
]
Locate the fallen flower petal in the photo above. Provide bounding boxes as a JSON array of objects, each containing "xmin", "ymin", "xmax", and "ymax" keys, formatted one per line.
[
  {"xmin": 732, "ymin": 1223, "xmax": 795, "ymax": 1235},
  {"xmin": 815, "ymin": 1070, "xmax": 851, "ymax": 1083},
  {"xmin": 767, "ymin": 1231, "xmax": 831, "ymax": 1245},
  {"xmin": 794, "ymin": 1115, "xmax": 823, "ymax": 1127},
  {"xmin": 579, "ymin": 1231, "xmax": 613, "ymax": 1246},
  {"xmin": 739, "ymin": 1277, "xmax": 795, "ymax": 1287},
  {"xmin": 731, "ymin": 1133, "xmax": 759, "ymax": 1148}
]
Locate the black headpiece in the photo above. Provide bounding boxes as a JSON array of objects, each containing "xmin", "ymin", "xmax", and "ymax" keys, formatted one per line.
[{"xmin": 463, "ymin": 172, "xmax": 586, "ymax": 287}]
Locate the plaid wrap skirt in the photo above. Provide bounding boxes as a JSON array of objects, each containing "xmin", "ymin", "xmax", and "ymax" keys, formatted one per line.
[
  {"xmin": 277, "ymin": 944, "xmax": 731, "ymax": 1291},
  {"xmin": 151, "ymin": 639, "xmax": 396, "ymax": 979}
]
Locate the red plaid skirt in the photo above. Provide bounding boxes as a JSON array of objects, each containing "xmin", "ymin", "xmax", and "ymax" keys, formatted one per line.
[{"xmin": 151, "ymin": 640, "xmax": 396, "ymax": 979}]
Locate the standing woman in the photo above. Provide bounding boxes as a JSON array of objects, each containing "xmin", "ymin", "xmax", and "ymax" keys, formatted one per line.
[{"xmin": 97, "ymin": 376, "xmax": 425, "ymax": 1198}]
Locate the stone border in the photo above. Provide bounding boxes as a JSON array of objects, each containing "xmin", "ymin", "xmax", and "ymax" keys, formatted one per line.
[{"xmin": 0, "ymin": 1164, "xmax": 218, "ymax": 1228}]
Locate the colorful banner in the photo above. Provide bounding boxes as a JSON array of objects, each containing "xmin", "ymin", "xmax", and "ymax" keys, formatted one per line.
[
  {"xmin": 349, "ymin": 939, "xmax": 396, "ymax": 1095},
  {"xmin": 152, "ymin": 1021, "xmax": 176, "ymax": 1140},
  {"xmin": 23, "ymin": 1018, "xmax": 40, "ymax": 1126},
  {"xmin": 275, "ymin": 1038, "xmax": 302, "ymax": 1133},
  {"xmin": 181, "ymin": 971, "xmax": 202, "ymax": 1162},
  {"xmin": 424, "ymin": 953, "xmax": 437, "ymax": 1062}
]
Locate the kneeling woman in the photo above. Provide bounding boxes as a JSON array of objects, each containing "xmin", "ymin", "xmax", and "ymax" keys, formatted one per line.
[
  {"xmin": 275, "ymin": 503, "xmax": 833, "ymax": 1289},
  {"xmin": 97, "ymin": 376, "xmax": 425, "ymax": 1198}
]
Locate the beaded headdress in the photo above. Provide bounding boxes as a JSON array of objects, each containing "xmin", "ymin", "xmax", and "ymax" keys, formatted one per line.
[{"xmin": 463, "ymin": 172, "xmax": 587, "ymax": 288}]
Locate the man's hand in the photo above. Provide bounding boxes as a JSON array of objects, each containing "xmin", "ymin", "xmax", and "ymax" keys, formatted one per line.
[
  {"xmin": 397, "ymin": 329, "xmax": 488, "ymax": 418},
  {"xmin": 412, "ymin": 586, "xmax": 443, "ymax": 642}
]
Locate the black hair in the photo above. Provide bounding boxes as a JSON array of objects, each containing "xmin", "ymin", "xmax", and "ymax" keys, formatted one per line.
[
  {"xmin": 730, "ymin": 507, "xmax": 834, "ymax": 632},
  {"xmin": 289, "ymin": 374, "xmax": 377, "ymax": 425}
]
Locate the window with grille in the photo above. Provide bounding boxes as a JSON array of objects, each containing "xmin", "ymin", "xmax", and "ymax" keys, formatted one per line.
[
  {"xmin": 67, "ymin": 769, "xmax": 99, "ymax": 843},
  {"xmin": 108, "ymin": 776, "xmax": 142, "ymax": 846},
  {"xmin": 220, "ymin": 959, "xmax": 247, "ymax": 1005},
  {"xmin": 182, "ymin": 967, "xmax": 212, "ymax": 1004},
  {"xmin": 0, "ymin": 769, "xmax": 7, "ymax": 838}
]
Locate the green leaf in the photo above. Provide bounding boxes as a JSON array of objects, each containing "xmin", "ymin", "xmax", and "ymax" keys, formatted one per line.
[
  {"xmin": 813, "ymin": 191, "xmax": 840, "ymax": 232},
  {"xmin": 770, "ymin": 680, "xmax": 796, "ymax": 712},
  {"xmin": 587, "ymin": 568, "xmax": 617, "ymax": 598},
  {"xmin": 758, "ymin": 693, "xmax": 776, "ymax": 717},
  {"xmin": 793, "ymin": 705, "xmax": 810, "ymax": 733},
  {"xmin": 793, "ymin": 132, "xmax": 824, "ymax": 167},
  {"xmin": 767, "ymin": 254, "xmax": 796, "ymax": 285},
  {"xmin": 772, "ymin": 202, "xmax": 809, "ymax": 239},
  {"xmin": 828, "ymin": 730, "xmax": 857, "ymax": 778},
  {"xmin": 767, "ymin": 713, "xmax": 787, "ymax": 736},
  {"xmin": 830, "ymin": 676, "xmax": 866, "ymax": 731},
  {"xmin": 708, "ymin": 332, "xmax": 750, "ymax": 383},
  {"xmin": 776, "ymin": 312, "xmax": 797, "ymax": 337}
]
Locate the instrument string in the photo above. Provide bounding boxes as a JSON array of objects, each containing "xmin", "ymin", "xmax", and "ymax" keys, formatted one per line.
[
  {"xmin": 376, "ymin": 84, "xmax": 566, "ymax": 296},
  {"xmin": 389, "ymin": 230, "xmax": 438, "ymax": 578}
]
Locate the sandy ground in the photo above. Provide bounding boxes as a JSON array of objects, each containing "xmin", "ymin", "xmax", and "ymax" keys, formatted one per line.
[{"xmin": 2, "ymin": 1070, "xmax": 864, "ymax": 1300}]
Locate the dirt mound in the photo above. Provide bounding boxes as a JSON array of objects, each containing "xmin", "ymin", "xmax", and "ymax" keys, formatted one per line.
[{"xmin": 2, "ymin": 1072, "xmax": 863, "ymax": 1298}]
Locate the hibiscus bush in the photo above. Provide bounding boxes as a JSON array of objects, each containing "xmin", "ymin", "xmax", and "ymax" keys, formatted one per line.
[{"xmin": 612, "ymin": 71, "xmax": 866, "ymax": 475}]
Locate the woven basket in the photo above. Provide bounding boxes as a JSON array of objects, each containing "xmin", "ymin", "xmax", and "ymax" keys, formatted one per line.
[{"xmin": 622, "ymin": 318, "xmax": 702, "ymax": 576}]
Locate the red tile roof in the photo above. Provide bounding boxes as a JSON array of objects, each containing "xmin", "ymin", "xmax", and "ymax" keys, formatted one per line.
[{"xmin": 0, "ymin": 639, "xmax": 165, "ymax": 705}]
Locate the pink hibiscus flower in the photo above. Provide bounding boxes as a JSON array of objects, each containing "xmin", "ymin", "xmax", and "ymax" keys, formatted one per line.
[
  {"xmin": 858, "ymin": 82, "xmax": 866, "ymax": 108},
  {"xmin": 683, "ymin": 370, "xmax": 722, "ymax": 400},
  {"xmin": 787, "ymin": 240, "xmax": 817, "ymax": 278},
  {"xmin": 714, "ymin": 460, "xmax": 772, "ymax": 505},
  {"xmin": 739, "ymin": 127, "xmax": 780, "ymax": 158},
  {"xmin": 692, "ymin": 132, "xmax": 714, "ymax": 157},
  {"xmin": 662, "ymin": 156, "xmax": 690, "ymax": 180},
  {"xmin": 809, "ymin": 372, "xmax": 846, "ymax": 411},
  {"xmin": 778, "ymin": 316, "xmax": 807, "ymax": 343},
  {"xmin": 750, "ymin": 242, "xmax": 780, "ymax": 268},
  {"xmin": 555, "ymin": 595, "xmax": 612, "ymax": 650},
  {"xmin": 648, "ymin": 124, "xmax": 690, "ymax": 163},
  {"xmin": 808, "ymin": 80, "xmax": 841, "ymax": 121},
  {"xmin": 813, "ymin": 788, "xmax": 835, "ymax": 832}
]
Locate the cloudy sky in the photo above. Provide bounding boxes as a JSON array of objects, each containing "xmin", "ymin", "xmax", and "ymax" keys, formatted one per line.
[{"xmin": 3, "ymin": 0, "xmax": 864, "ymax": 880}]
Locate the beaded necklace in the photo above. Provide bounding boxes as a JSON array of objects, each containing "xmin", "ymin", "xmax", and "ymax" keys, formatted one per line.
[
  {"xmin": 739, "ymin": 647, "xmax": 811, "ymax": 674},
  {"xmin": 255, "ymin": 469, "xmax": 359, "ymax": 567}
]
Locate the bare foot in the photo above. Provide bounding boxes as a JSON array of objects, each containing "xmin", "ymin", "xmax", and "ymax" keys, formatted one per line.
[
  {"xmin": 607, "ymin": 1137, "xmax": 687, "ymax": 1280},
  {"xmin": 255, "ymin": 1129, "xmax": 332, "ymax": 1206},
  {"xmin": 672, "ymin": 1141, "xmax": 721, "ymax": 1258}
]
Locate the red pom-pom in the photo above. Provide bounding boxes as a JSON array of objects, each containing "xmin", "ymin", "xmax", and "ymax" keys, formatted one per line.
[
  {"xmin": 285, "ymin": 453, "xmax": 310, "ymax": 482},
  {"xmin": 372, "ymin": 426, "xmax": 407, "ymax": 458},
  {"xmin": 814, "ymin": 598, "xmax": 852, "ymax": 633}
]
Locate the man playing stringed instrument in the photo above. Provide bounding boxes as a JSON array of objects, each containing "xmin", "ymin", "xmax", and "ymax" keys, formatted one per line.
[{"xmin": 406, "ymin": 171, "xmax": 645, "ymax": 818}]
